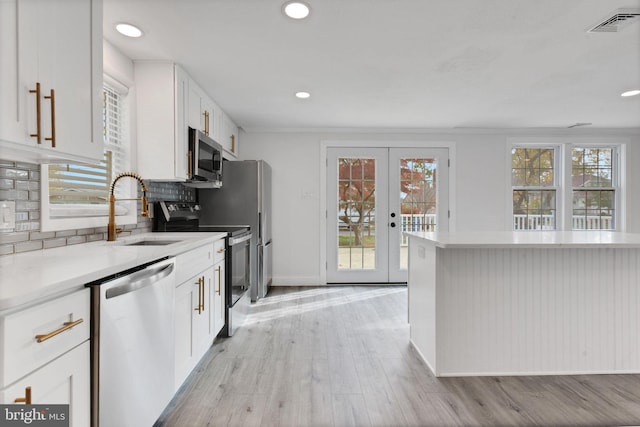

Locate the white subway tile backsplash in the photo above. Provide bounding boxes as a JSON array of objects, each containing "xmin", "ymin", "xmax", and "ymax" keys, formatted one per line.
[
  {"xmin": 0, "ymin": 159, "xmax": 159, "ymax": 256},
  {"xmin": 66, "ymin": 235, "xmax": 87, "ymax": 245},
  {"xmin": 15, "ymin": 240, "xmax": 43, "ymax": 253},
  {"xmin": 43, "ymin": 238, "xmax": 67, "ymax": 249},
  {"xmin": 0, "ymin": 232, "xmax": 29, "ymax": 244},
  {"xmin": 0, "ymin": 245, "xmax": 14, "ymax": 255},
  {"xmin": 30, "ymin": 231, "xmax": 55, "ymax": 240}
]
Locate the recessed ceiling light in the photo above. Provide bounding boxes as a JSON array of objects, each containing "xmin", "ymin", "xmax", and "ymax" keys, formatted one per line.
[
  {"xmin": 283, "ymin": 1, "xmax": 310, "ymax": 20},
  {"xmin": 295, "ymin": 91, "xmax": 311, "ymax": 99},
  {"xmin": 116, "ymin": 23, "xmax": 143, "ymax": 38},
  {"xmin": 621, "ymin": 89, "xmax": 640, "ymax": 97}
]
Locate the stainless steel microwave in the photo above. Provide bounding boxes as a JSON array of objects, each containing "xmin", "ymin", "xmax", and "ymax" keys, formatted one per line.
[{"xmin": 185, "ymin": 127, "xmax": 223, "ymax": 188}]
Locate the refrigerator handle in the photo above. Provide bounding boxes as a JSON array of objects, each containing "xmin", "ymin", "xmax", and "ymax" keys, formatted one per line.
[{"xmin": 258, "ymin": 212, "xmax": 262, "ymax": 243}]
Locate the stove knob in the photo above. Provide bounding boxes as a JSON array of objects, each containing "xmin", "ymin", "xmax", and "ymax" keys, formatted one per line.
[
  {"xmin": 194, "ymin": 205, "xmax": 200, "ymax": 211},
  {"xmin": 167, "ymin": 204, "xmax": 177, "ymax": 212}
]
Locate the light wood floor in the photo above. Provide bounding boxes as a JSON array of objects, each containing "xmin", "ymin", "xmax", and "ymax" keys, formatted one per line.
[{"xmin": 155, "ymin": 286, "xmax": 640, "ymax": 427}]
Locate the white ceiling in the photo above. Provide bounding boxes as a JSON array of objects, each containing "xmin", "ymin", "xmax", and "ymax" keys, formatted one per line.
[{"xmin": 103, "ymin": 0, "xmax": 640, "ymax": 131}]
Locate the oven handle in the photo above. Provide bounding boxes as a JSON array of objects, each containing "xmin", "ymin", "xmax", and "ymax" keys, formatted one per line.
[{"xmin": 229, "ymin": 233, "xmax": 252, "ymax": 246}]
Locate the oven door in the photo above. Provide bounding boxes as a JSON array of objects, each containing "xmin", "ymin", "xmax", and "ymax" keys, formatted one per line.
[{"xmin": 229, "ymin": 233, "xmax": 251, "ymax": 307}]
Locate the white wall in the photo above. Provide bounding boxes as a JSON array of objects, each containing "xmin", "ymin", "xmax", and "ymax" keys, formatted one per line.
[{"xmin": 239, "ymin": 129, "xmax": 640, "ymax": 286}]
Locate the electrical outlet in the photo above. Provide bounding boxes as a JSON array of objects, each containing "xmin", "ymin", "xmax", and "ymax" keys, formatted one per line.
[{"xmin": 0, "ymin": 201, "xmax": 16, "ymax": 231}]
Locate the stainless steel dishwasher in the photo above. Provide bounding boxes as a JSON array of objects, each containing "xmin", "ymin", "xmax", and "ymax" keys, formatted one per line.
[{"xmin": 89, "ymin": 257, "xmax": 176, "ymax": 427}]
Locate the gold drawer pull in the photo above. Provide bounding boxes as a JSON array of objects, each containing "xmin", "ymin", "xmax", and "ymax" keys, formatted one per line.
[
  {"xmin": 14, "ymin": 386, "xmax": 31, "ymax": 404},
  {"xmin": 217, "ymin": 248, "xmax": 225, "ymax": 254},
  {"xmin": 35, "ymin": 318, "xmax": 83, "ymax": 343}
]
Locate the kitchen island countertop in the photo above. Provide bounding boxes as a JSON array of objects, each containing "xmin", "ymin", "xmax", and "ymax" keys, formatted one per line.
[
  {"xmin": 405, "ymin": 230, "xmax": 640, "ymax": 248},
  {"xmin": 0, "ymin": 232, "xmax": 226, "ymax": 312}
]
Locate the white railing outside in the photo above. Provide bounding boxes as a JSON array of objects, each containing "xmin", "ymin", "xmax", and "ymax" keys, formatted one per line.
[
  {"xmin": 513, "ymin": 214, "xmax": 613, "ymax": 231},
  {"xmin": 400, "ymin": 214, "xmax": 613, "ymax": 245},
  {"xmin": 401, "ymin": 214, "xmax": 436, "ymax": 245}
]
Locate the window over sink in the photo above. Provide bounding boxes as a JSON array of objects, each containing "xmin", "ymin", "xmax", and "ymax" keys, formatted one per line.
[{"xmin": 40, "ymin": 78, "xmax": 135, "ymax": 232}]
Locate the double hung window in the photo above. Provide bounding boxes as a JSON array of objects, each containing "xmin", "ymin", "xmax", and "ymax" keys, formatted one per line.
[
  {"xmin": 511, "ymin": 147, "xmax": 557, "ymax": 230},
  {"xmin": 511, "ymin": 143, "xmax": 620, "ymax": 231},
  {"xmin": 571, "ymin": 147, "xmax": 616, "ymax": 230}
]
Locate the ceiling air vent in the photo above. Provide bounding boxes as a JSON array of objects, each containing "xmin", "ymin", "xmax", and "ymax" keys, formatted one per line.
[{"xmin": 588, "ymin": 9, "xmax": 640, "ymax": 33}]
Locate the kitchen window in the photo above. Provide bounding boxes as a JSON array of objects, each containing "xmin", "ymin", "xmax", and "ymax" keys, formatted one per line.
[
  {"xmin": 571, "ymin": 147, "xmax": 617, "ymax": 230},
  {"xmin": 512, "ymin": 146, "xmax": 558, "ymax": 230},
  {"xmin": 511, "ymin": 142, "xmax": 622, "ymax": 231},
  {"xmin": 40, "ymin": 79, "xmax": 134, "ymax": 231}
]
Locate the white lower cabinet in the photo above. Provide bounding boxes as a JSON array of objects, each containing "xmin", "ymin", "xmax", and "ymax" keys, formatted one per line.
[
  {"xmin": 0, "ymin": 288, "xmax": 90, "ymax": 427},
  {"xmin": 0, "ymin": 342, "xmax": 90, "ymax": 426},
  {"xmin": 174, "ymin": 240, "xmax": 226, "ymax": 390}
]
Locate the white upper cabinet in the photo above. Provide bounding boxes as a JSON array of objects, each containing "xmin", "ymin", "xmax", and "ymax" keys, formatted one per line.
[
  {"xmin": 188, "ymin": 80, "xmax": 221, "ymax": 142},
  {"xmin": 221, "ymin": 112, "xmax": 239, "ymax": 159},
  {"xmin": 0, "ymin": 0, "xmax": 103, "ymax": 164},
  {"xmin": 135, "ymin": 62, "xmax": 189, "ymax": 181}
]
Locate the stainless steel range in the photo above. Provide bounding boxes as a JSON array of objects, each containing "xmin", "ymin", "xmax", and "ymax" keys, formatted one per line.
[{"xmin": 153, "ymin": 201, "xmax": 250, "ymax": 336}]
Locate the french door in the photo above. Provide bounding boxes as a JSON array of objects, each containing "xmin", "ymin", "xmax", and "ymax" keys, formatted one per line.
[{"xmin": 326, "ymin": 147, "xmax": 449, "ymax": 283}]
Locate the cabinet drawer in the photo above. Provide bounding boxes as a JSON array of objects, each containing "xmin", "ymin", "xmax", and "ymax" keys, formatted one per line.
[
  {"xmin": 213, "ymin": 238, "xmax": 226, "ymax": 264},
  {"xmin": 0, "ymin": 341, "xmax": 90, "ymax": 426},
  {"xmin": 0, "ymin": 288, "xmax": 90, "ymax": 388},
  {"xmin": 175, "ymin": 244, "xmax": 213, "ymax": 285}
]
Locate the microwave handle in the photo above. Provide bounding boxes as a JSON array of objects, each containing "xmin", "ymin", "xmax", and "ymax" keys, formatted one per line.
[{"xmin": 188, "ymin": 150, "xmax": 193, "ymax": 179}]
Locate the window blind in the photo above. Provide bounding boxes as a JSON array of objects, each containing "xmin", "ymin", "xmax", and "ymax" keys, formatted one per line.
[{"xmin": 48, "ymin": 83, "xmax": 129, "ymax": 207}]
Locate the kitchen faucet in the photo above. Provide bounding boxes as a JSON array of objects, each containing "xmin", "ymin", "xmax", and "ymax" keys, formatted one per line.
[{"xmin": 107, "ymin": 172, "xmax": 149, "ymax": 241}]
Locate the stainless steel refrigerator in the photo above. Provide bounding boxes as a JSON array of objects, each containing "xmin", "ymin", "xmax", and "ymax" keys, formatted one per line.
[{"xmin": 198, "ymin": 160, "xmax": 272, "ymax": 302}]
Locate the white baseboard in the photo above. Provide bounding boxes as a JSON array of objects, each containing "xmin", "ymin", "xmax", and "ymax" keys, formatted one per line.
[{"xmin": 272, "ymin": 276, "xmax": 323, "ymax": 286}]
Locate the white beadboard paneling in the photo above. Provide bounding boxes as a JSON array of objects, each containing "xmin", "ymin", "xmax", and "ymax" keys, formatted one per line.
[{"xmin": 411, "ymin": 243, "xmax": 640, "ymax": 376}]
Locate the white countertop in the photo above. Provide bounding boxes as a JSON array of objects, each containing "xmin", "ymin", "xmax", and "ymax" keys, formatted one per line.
[
  {"xmin": 405, "ymin": 231, "xmax": 640, "ymax": 248},
  {"xmin": 0, "ymin": 232, "xmax": 227, "ymax": 312}
]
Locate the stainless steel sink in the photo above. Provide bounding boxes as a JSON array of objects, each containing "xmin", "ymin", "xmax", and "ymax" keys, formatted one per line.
[{"xmin": 124, "ymin": 240, "xmax": 181, "ymax": 246}]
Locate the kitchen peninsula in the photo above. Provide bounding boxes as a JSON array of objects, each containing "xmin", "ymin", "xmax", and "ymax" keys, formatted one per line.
[{"xmin": 406, "ymin": 231, "xmax": 640, "ymax": 377}]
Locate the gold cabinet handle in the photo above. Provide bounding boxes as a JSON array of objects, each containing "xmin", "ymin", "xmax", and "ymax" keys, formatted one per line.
[
  {"xmin": 217, "ymin": 248, "xmax": 225, "ymax": 254},
  {"xmin": 216, "ymin": 266, "xmax": 221, "ymax": 295},
  {"xmin": 14, "ymin": 386, "xmax": 31, "ymax": 404},
  {"xmin": 201, "ymin": 276, "xmax": 206, "ymax": 312},
  {"xmin": 188, "ymin": 150, "xmax": 193, "ymax": 179},
  {"xmin": 29, "ymin": 82, "xmax": 42, "ymax": 143},
  {"xmin": 194, "ymin": 277, "xmax": 203, "ymax": 313},
  {"xmin": 35, "ymin": 318, "xmax": 83, "ymax": 343},
  {"xmin": 44, "ymin": 88, "xmax": 56, "ymax": 147},
  {"xmin": 203, "ymin": 111, "xmax": 210, "ymax": 136},
  {"xmin": 231, "ymin": 134, "xmax": 235, "ymax": 153}
]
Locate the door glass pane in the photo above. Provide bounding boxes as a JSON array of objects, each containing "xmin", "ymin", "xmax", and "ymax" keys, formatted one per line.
[
  {"xmin": 338, "ymin": 158, "xmax": 376, "ymax": 270},
  {"xmin": 399, "ymin": 158, "xmax": 437, "ymax": 270}
]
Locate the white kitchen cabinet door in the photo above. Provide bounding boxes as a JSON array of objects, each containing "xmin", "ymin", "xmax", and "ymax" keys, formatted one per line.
[
  {"xmin": 194, "ymin": 267, "xmax": 215, "ymax": 357},
  {"xmin": 188, "ymin": 81, "xmax": 217, "ymax": 139},
  {"xmin": 136, "ymin": 62, "xmax": 189, "ymax": 181},
  {"xmin": 212, "ymin": 260, "xmax": 226, "ymax": 336},
  {"xmin": 174, "ymin": 277, "xmax": 196, "ymax": 389},
  {"xmin": 0, "ymin": 341, "xmax": 90, "ymax": 427},
  {"xmin": 0, "ymin": 0, "xmax": 103, "ymax": 164},
  {"xmin": 220, "ymin": 112, "xmax": 239, "ymax": 159},
  {"xmin": 174, "ymin": 267, "xmax": 215, "ymax": 390}
]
